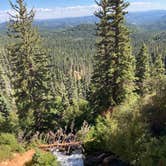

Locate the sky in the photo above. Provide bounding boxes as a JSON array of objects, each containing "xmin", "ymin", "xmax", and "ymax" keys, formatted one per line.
[{"xmin": 0, "ymin": 0, "xmax": 166, "ymax": 22}]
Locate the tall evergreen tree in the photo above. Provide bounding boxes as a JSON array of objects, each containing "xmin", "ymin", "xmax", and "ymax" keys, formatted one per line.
[
  {"xmin": 8, "ymin": 0, "xmax": 54, "ymax": 133},
  {"xmin": 89, "ymin": 0, "xmax": 135, "ymax": 114},
  {"xmin": 0, "ymin": 94, "xmax": 10, "ymax": 119},
  {"xmin": 153, "ymin": 54, "xmax": 165, "ymax": 79},
  {"xmin": 136, "ymin": 43, "xmax": 151, "ymax": 95}
]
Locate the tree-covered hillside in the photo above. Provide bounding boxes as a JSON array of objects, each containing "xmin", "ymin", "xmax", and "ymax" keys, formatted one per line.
[{"xmin": 0, "ymin": 0, "xmax": 166, "ymax": 165}]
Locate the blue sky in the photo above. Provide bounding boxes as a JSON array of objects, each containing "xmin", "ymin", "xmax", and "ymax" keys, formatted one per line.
[
  {"xmin": 0, "ymin": 0, "xmax": 166, "ymax": 22},
  {"xmin": 1, "ymin": 0, "xmax": 95, "ymax": 10},
  {"xmin": 0, "ymin": 0, "xmax": 165, "ymax": 9}
]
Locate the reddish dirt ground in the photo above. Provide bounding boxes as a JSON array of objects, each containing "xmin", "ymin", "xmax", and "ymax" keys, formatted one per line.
[{"xmin": 0, "ymin": 149, "xmax": 35, "ymax": 166}]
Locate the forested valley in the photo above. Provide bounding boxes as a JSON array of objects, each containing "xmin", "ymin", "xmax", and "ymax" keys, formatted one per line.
[{"xmin": 0, "ymin": 0, "xmax": 166, "ymax": 166}]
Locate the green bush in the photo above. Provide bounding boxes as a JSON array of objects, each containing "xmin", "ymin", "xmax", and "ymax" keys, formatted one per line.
[
  {"xmin": 0, "ymin": 133, "xmax": 24, "ymax": 152},
  {"xmin": 139, "ymin": 136, "xmax": 166, "ymax": 166},
  {"xmin": 28, "ymin": 150, "xmax": 59, "ymax": 166},
  {"xmin": 0, "ymin": 145, "xmax": 12, "ymax": 161},
  {"xmin": 143, "ymin": 77, "xmax": 166, "ymax": 136},
  {"xmin": 0, "ymin": 94, "xmax": 20, "ymax": 134},
  {"xmin": 85, "ymin": 99, "xmax": 151, "ymax": 165},
  {"xmin": 0, "ymin": 111, "xmax": 20, "ymax": 134},
  {"xmin": 0, "ymin": 133, "xmax": 24, "ymax": 161},
  {"xmin": 85, "ymin": 95, "xmax": 166, "ymax": 166},
  {"xmin": 62, "ymin": 99, "xmax": 89, "ymax": 129},
  {"xmin": 5, "ymin": 111, "xmax": 20, "ymax": 134}
]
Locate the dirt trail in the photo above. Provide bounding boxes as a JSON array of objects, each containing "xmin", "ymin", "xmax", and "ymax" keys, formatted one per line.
[{"xmin": 0, "ymin": 149, "xmax": 35, "ymax": 166}]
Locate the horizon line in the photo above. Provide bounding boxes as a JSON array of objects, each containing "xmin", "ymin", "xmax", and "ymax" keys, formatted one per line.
[{"xmin": 0, "ymin": 9, "xmax": 166, "ymax": 24}]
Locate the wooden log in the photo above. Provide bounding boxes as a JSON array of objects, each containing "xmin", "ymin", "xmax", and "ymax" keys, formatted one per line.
[{"xmin": 38, "ymin": 141, "xmax": 82, "ymax": 150}]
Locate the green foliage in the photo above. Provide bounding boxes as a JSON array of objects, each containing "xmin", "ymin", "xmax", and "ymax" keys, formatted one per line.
[
  {"xmin": 0, "ymin": 133, "xmax": 24, "ymax": 161},
  {"xmin": 143, "ymin": 77, "xmax": 166, "ymax": 136},
  {"xmin": 139, "ymin": 136, "xmax": 166, "ymax": 166},
  {"xmin": 86, "ymin": 92, "xmax": 166, "ymax": 165},
  {"xmin": 0, "ymin": 94, "xmax": 19, "ymax": 134},
  {"xmin": 76, "ymin": 121, "xmax": 91, "ymax": 143},
  {"xmin": 0, "ymin": 2, "xmax": 166, "ymax": 166},
  {"xmin": 85, "ymin": 100, "xmax": 150, "ymax": 164},
  {"xmin": 62, "ymin": 99, "xmax": 88, "ymax": 128},
  {"xmin": 0, "ymin": 94, "xmax": 10, "ymax": 117},
  {"xmin": 8, "ymin": 0, "xmax": 55, "ymax": 133},
  {"xmin": 89, "ymin": 0, "xmax": 136, "ymax": 114},
  {"xmin": 28, "ymin": 150, "xmax": 59, "ymax": 166},
  {"xmin": 0, "ymin": 94, "xmax": 8, "ymax": 129},
  {"xmin": 0, "ymin": 145, "xmax": 12, "ymax": 161},
  {"xmin": 152, "ymin": 53, "xmax": 165, "ymax": 79},
  {"xmin": 136, "ymin": 43, "xmax": 151, "ymax": 95},
  {"xmin": 0, "ymin": 133, "xmax": 24, "ymax": 152},
  {"xmin": 3, "ymin": 111, "xmax": 20, "ymax": 134},
  {"xmin": 19, "ymin": 109, "xmax": 35, "ymax": 135}
]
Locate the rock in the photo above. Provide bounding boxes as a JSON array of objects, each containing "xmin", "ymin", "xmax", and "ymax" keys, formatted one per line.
[
  {"xmin": 85, "ymin": 156, "xmax": 101, "ymax": 166},
  {"xmin": 85, "ymin": 153, "xmax": 111, "ymax": 166},
  {"xmin": 97, "ymin": 153, "xmax": 107, "ymax": 160},
  {"xmin": 103, "ymin": 155, "xmax": 116, "ymax": 165},
  {"xmin": 103, "ymin": 157, "xmax": 129, "ymax": 166},
  {"xmin": 85, "ymin": 152, "xmax": 129, "ymax": 166}
]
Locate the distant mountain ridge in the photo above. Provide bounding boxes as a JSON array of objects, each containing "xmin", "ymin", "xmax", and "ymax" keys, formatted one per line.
[
  {"xmin": 0, "ymin": 16, "xmax": 97, "ymax": 32},
  {"xmin": 126, "ymin": 10, "xmax": 166, "ymax": 25},
  {"xmin": 35, "ymin": 16, "xmax": 98, "ymax": 30},
  {"xmin": 0, "ymin": 10, "xmax": 166, "ymax": 31}
]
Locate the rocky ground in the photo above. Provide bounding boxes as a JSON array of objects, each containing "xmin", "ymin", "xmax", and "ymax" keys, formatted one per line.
[{"xmin": 85, "ymin": 152, "xmax": 129, "ymax": 166}]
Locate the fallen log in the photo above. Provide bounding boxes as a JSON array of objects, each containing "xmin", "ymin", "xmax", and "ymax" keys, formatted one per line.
[{"xmin": 38, "ymin": 141, "xmax": 82, "ymax": 150}]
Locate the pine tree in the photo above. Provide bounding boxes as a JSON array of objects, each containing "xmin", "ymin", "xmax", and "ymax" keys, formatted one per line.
[
  {"xmin": 153, "ymin": 54, "xmax": 165, "ymax": 79},
  {"xmin": 136, "ymin": 43, "xmax": 151, "ymax": 95},
  {"xmin": 0, "ymin": 49, "xmax": 14, "ymax": 108},
  {"xmin": 0, "ymin": 94, "xmax": 10, "ymax": 118},
  {"xmin": 110, "ymin": 0, "xmax": 135, "ymax": 105},
  {"xmin": 88, "ymin": 0, "xmax": 113, "ymax": 113},
  {"xmin": 0, "ymin": 93, "xmax": 19, "ymax": 133},
  {"xmin": 8, "ymin": 0, "xmax": 54, "ymax": 132},
  {"xmin": 89, "ymin": 0, "xmax": 135, "ymax": 114}
]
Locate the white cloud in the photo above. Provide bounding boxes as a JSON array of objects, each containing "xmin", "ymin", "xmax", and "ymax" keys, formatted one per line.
[
  {"xmin": 36, "ymin": 8, "xmax": 53, "ymax": 12},
  {"xmin": 0, "ymin": 5, "xmax": 98, "ymax": 22},
  {"xmin": 130, "ymin": 2, "xmax": 152, "ymax": 6},
  {"xmin": 0, "ymin": 10, "xmax": 10, "ymax": 22},
  {"xmin": 129, "ymin": 1, "xmax": 166, "ymax": 11},
  {"xmin": 34, "ymin": 5, "xmax": 98, "ymax": 20}
]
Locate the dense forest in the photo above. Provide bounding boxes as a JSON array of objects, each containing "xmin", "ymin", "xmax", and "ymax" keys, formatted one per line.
[{"xmin": 0, "ymin": 0, "xmax": 166, "ymax": 165}]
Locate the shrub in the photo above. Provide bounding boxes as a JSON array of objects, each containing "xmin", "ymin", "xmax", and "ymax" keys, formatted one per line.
[
  {"xmin": 76, "ymin": 121, "xmax": 91, "ymax": 143},
  {"xmin": 28, "ymin": 150, "xmax": 59, "ymax": 166},
  {"xmin": 0, "ymin": 133, "xmax": 24, "ymax": 152},
  {"xmin": 0, "ymin": 94, "xmax": 20, "ymax": 134},
  {"xmin": 143, "ymin": 77, "xmax": 166, "ymax": 136},
  {"xmin": 85, "ymin": 94, "xmax": 166, "ymax": 166},
  {"xmin": 139, "ymin": 136, "xmax": 166, "ymax": 166},
  {"xmin": 62, "ymin": 99, "xmax": 89, "ymax": 129},
  {"xmin": 0, "ymin": 133, "xmax": 24, "ymax": 161},
  {"xmin": 85, "ymin": 100, "xmax": 151, "ymax": 165},
  {"xmin": 0, "ymin": 111, "xmax": 20, "ymax": 134},
  {"xmin": 5, "ymin": 111, "xmax": 20, "ymax": 134},
  {"xmin": 0, "ymin": 145, "xmax": 12, "ymax": 161}
]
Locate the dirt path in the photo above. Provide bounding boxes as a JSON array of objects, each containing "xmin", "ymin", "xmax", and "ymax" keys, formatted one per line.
[{"xmin": 0, "ymin": 149, "xmax": 35, "ymax": 166}]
